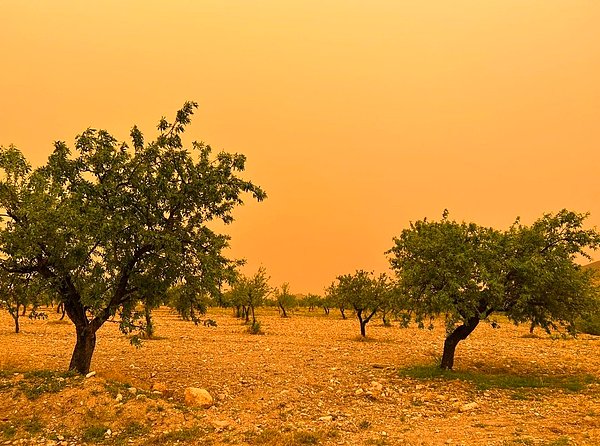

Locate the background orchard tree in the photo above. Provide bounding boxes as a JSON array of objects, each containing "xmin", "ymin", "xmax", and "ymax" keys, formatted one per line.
[
  {"xmin": 1, "ymin": 269, "xmax": 49, "ymax": 334},
  {"xmin": 275, "ymin": 282, "xmax": 296, "ymax": 317},
  {"xmin": 324, "ymin": 284, "xmax": 348, "ymax": 319},
  {"xmin": 0, "ymin": 271, "xmax": 27, "ymax": 333},
  {"xmin": 0, "ymin": 102, "xmax": 266, "ymax": 374},
  {"xmin": 332, "ymin": 270, "xmax": 389, "ymax": 337},
  {"xmin": 388, "ymin": 210, "xmax": 600, "ymax": 370},
  {"xmin": 230, "ymin": 267, "xmax": 271, "ymax": 327},
  {"xmin": 319, "ymin": 293, "xmax": 333, "ymax": 315}
]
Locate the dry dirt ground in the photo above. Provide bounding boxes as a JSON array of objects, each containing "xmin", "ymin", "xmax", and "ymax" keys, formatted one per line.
[{"xmin": 0, "ymin": 307, "xmax": 599, "ymax": 446}]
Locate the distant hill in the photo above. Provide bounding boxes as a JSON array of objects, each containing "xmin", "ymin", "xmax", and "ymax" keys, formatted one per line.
[
  {"xmin": 582, "ymin": 261, "xmax": 600, "ymax": 285},
  {"xmin": 582, "ymin": 260, "xmax": 600, "ymax": 272}
]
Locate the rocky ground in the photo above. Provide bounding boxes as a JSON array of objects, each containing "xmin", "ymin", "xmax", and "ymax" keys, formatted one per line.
[{"xmin": 0, "ymin": 307, "xmax": 599, "ymax": 445}]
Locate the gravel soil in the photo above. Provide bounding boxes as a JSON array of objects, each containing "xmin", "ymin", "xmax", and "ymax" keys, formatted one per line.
[{"xmin": 0, "ymin": 307, "xmax": 599, "ymax": 445}]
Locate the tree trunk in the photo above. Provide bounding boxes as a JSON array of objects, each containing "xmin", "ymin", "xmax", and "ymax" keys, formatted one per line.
[
  {"xmin": 13, "ymin": 312, "xmax": 20, "ymax": 334},
  {"xmin": 382, "ymin": 309, "xmax": 393, "ymax": 326},
  {"xmin": 251, "ymin": 306, "xmax": 256, "ymax": 324},
  {"xmin": 440, "ymin": 317, "xmax": 480, "ymax": 370},
  {"xmin": 360, "ymin": 320, "xmax": 367, "ymax": 337},
  {"xmin": 278, "ymin": 302, "xmax": 288, "ymax": 318},
  {"xmin": 339, "ymin": 307, "xmax": 346, "ymax": 319},
  {"xmin": 356, "ymin": 310, "xmax": 366, "ymax": 337},
  {"xmin": 69, "ymin": 325, "xmax": 97, "ymax": 374},
  {"xmin": 144, "ymin": 305, "xmax": 154, "ymax": 338}
]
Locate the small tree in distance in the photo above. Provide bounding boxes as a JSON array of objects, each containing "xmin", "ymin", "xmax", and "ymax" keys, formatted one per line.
[
  {"xmin": 331, "ymin": 270, "xmax": 390, "ymax": 337},
  {"xmin": 388, "ymin": 209, "xmax": 600, "ymax": 370},
  {"xmin": 230, "ymin": 267, "xmax": 271, "ymax": 329},
  {"xmin": 275, "ymin": 282, "xmax": 296, "ymax": 317}
]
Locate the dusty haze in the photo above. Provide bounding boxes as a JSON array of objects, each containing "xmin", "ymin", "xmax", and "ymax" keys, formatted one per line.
[{"xmin": 1, "ymin": 1, "xmax": 599, "ymax": 293}]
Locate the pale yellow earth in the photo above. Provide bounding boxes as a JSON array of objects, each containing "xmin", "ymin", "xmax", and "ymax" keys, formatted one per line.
[{"xmin": 0, "ymin": 307, "xmax": 599, "ymax": 445}]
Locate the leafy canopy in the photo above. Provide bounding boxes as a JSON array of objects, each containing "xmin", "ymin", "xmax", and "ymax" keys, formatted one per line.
[
  {"xmin": 388, "ymin": 210, "xmax": 600, "ymax": 334},
  {"xmin": 0, "ymin": 101, "xmax": 266, "ymax": 336}
]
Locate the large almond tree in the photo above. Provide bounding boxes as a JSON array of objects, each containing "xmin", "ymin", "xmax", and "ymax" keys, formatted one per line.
[
  {"xmin": 388, "ymin": 210, "xmax": 600, "ymax": 370},
  {"xmin": 0, "ymin": 102, "xmax": 265, "ymax": 374}
]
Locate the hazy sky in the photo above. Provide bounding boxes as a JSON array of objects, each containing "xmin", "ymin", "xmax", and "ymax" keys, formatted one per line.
[{"xmin": 2, "ymin": 1, "xmax": 599, "ymax": 294}]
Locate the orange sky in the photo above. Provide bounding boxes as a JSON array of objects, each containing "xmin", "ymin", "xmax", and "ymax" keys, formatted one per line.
[{"xmin": 1, "ymin": 1, "xmax": 599, "ymax": 294}]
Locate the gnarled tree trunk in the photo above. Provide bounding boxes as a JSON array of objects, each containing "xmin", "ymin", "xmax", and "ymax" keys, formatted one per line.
[
  {"xmin": 440, "ymin": 317, "xmax": 480, "ymax": 370},
  {"xmin": 278, "ymin": 302, "xmax": 288, "ymax": 318},
  {"xmin": 12, "ymin": 310, "xmax": 20, "ymax": 333},
  {"xmin": 69, "ymin": 325, "xmax": 98, "ymax": 374}
]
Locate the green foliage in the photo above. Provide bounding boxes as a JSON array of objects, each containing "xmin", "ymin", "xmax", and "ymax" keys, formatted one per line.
[
  {"xmin": 247, "ymin": 320, "xmax": 263, "ymax": 335},
  {"xmin": 502, "ymin": 210, "xmax": 600, "ymax": 333},
  {"xmin": 23, "ymin": 416, "xmax": 44, "ymax": 436},
  {"xmin": 0, "ymin": 102, "xmax": 265, "ymax": 373},
  {"xmin": 16, "ymin": 370, "xmax": 79, "ymax": 400},
  {"xmin": 298, "ymin": 293, "xmax": 323, "ymax": 311},
  {"xmin": 388, "ymin": 213, "xmax": 504, "ymax": 331},
  {"xmin": 400, "ymin": 364, "xmax": 597, "ymax": 391},
  {"xmin": 81, "ymin": 425, "xmax": 108, "ymax": 443},
  {"xmin": 577, "ymin": 312, "xmax": 600, "ymax": 336},
  {"xmin": 249, "ymin": 428, "xmax": 323, "ymax": 445},
  {"xmin": 166, "ymin": 283, "xmax": 211, "ymax": 325},
  {"xmin": 147, "ymin": 426, "xmax": 203, "ymax": 444},
  {"xmin": 0, "ymin": 422, "xmax": 17, "ymax": 439}
]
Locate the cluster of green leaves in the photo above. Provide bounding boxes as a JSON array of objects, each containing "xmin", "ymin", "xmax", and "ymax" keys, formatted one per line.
[{"xmin": 388, "ymin": 209, "xmax": 600, "ymax": 335}]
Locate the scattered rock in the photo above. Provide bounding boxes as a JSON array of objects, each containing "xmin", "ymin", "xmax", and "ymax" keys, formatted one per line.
[
  {"xmin": 151, "ymin": 382, "xmax": 167, "ymax": 394},
  {"xmin": 127, "ymin": 387, "xmax": 137, "ymax": 395},
  {"xmin": 460, "ymin": 402, "xmax": 478, "ymax": 412},
  {"xmin": 184, "ymin": 387, "xmax": 214, "ymax": 408},
  {"xmin": 355, "ymin": 388, "xmax": 364, "ymax": 395},
  {"xmin": 85, "ymin": 371, "xmax": 96, "ymax": 379},
  {"xmin": 212, "ymin": 420, "xmax": 231, "ymax": 431},
  {"xmin": 370, "ymin": 381, "xmax": 383, "ymax": 392},
  {"xmin": 115, "ymin": 393, "xmax": 123, "ymax": 402},
  {"xmin": 318, "ymin": 415, "xmax": 333, "ymax": 422}
]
